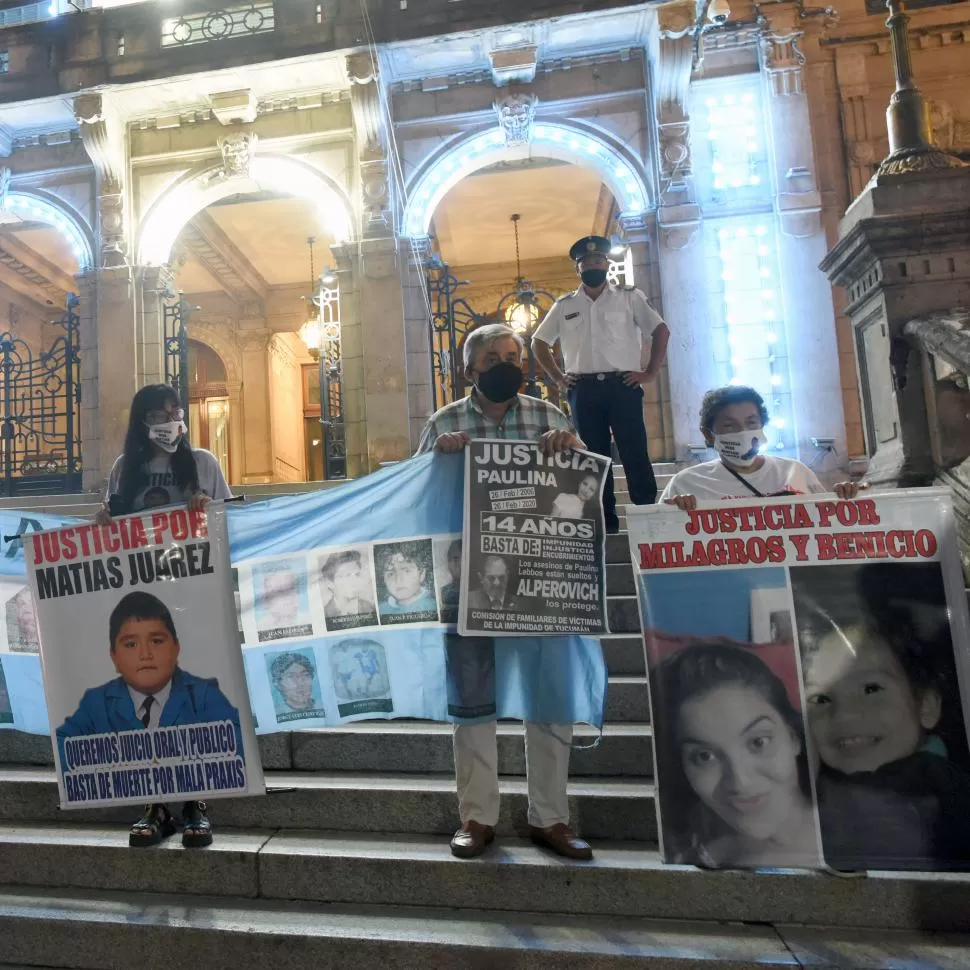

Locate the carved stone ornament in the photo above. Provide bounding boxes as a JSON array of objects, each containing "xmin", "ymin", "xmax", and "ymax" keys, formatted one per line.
[
  {"xmin": 74, "ymin": 92, "xmax": 129, "ymax": 266},
  {"xmin": 347, "ymin": 55, "xmax": 384, "ymax": 160},
  {"xmin": 493, "ymin": 93, "xmax": 538, "ymax": 148},
  {"xmin": 218, "ymin": 132, "xmax": 258, "ymax": 180},
  {"xmin": 361, "ymin": 158, "xmax": 390, "ymax": 228}
]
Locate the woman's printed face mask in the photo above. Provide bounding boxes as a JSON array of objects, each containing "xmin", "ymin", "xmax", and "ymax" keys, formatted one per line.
[
  {"xmin": 678, "ymin": 684, "xmax": 803, "ymax": 842},
  {"xmin": 146, "ymin": 420, "xmax": 185, "ymax": 453}
]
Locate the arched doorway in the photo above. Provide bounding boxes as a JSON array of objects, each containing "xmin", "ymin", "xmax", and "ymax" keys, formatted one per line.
[
  {"xmin": 137, "ymin": 151, "xmax": 353, "ymax": 485},
  {"xmin": 0, "ymin": 190, "xmax": 93, "ymax": 493},
  {"xmin": 409, "ymin": 123, "xmax": 651, "ymax": 415},
  {"xmin": 187, "ymin": 340, "xmax": 230, "ymax": 483}
]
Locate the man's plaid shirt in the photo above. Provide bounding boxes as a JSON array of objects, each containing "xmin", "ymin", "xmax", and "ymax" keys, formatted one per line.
[{"xmin": 415, "ymin": 392, "xmax": 573, "ymax": 454}]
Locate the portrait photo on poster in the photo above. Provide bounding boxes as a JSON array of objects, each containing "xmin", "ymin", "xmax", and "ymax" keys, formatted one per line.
[
  {"xmin": 373, "ymin": 539, "xmax": 440, "ymax": 626},
  {"xmin": 4, "ymin": 585, "xmax": 39, "ymax": 653},
  {"xmin": 791, "ymin": 561, "xmax": 970, "ymax": 871},
  {"xmin": 53, "ymin": 589, "xmax": 247, "ymax": 804},
  {"xmin": 318, "ymin": 546, "xmax": 379, "ymax": 632},
  {"xmin": 252, "ymin": 557, "xmax": 314, "ymax": 642},
  {"xmin": 328, "ymin": 636, "xmax": 393, "ymax": 718},
  {"xmin": 445, "ymin": 633, "xmax": 496, "ymax": 719},
  {"xmin": 640, "ymin": 566, "xmax": 822, "ymax": 870},
  {"xmin": 434, "ymin": 536, "xmax": 463, "ymax": 626},
  {"xmin": 462, "ymin": 439, "xmax": 610, "ymax": 637},
  {"xmin": 266, "ymin": 647, "xmax": 326, "ymax": 723}
]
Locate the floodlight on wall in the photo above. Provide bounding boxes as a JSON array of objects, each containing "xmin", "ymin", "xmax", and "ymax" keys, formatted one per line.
[{"xmin": 403, "ymin": 123, "xmax": 647, "ymax": 238}]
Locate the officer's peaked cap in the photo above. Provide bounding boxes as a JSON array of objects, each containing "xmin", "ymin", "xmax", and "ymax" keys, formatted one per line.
[{"xmin": 569, "ymin": 235, "xmax": 612, "ymax": 263}]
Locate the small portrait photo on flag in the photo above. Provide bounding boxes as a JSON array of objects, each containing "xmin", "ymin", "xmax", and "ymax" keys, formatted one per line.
[
  {"xmin": 433, "ymin": 537, "xmax": 463, "ymax": 625},
  {"xmin": 4, "ymin": 584, "xmax": 39, "ymax": 653},
  {"xmin": 318, "ymin": 547, "xmax": 379, "ymax": 632},
  {"xmin": 252, "ymin": 557, "xmax": 314, "ymax": 642},
  {"xmin": 374, "ymin": 539, "xmax": 440, "ymax": 625},
  {"xmin": 329, "ymin": 636, "xmax": 393, "ymax": 718},
  {"xmin": 266, "ymin": 647, "xmax": 327, "ymax": 723}
]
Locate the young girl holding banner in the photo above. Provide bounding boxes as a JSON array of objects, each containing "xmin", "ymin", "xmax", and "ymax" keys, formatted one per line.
[{"xmin": 96, "ymin": 383, "xmax": 231, "ymax": 848}]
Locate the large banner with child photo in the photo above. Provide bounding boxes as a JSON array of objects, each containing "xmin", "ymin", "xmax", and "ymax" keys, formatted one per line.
[
  {"xmin": 628, "ymin": 488, "xmax": 970, "ymax": 873},
  {"xmin": 24, "ymin": 505, "xmax": 264, "ymax": 810},
  {"xmin": 0, "ymin": 452, "xmax": 607, "ymax": 743}
]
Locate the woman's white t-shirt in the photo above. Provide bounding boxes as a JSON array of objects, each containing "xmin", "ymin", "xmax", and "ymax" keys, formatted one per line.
[
  {"xmin": 107, "ymin": 448, "xmax": 231, "ymax": 513},
  {"xmin": 660, "ymin": 456, "xmax": 826, "ymax": 502}
]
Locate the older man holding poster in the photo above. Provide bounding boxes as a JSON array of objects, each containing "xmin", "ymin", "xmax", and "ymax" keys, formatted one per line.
[{"xmin": 416, "ymin": 322, "xmax": 593, "ymax": 862}]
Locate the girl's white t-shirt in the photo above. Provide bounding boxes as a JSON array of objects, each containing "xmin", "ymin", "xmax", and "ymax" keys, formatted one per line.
[
  {"xmin": 660, "ymin": 456, "xmax": 826, "ymax": 502},
  {"xmin": 107, "ymin": 447, "xmax": 231, "ymax": 512}
]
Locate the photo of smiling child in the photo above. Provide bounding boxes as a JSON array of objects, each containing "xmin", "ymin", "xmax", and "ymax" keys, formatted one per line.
[{"xmin": 792, "ymin": 562, "xmax": 970, "ymax": 871}]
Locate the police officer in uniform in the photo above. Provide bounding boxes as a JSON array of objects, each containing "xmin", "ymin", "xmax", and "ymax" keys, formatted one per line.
[{"xmin": 533, "ymin": 236, "xmax": 670, "ymax": 533}]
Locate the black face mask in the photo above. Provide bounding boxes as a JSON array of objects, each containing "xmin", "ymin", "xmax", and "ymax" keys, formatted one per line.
[
  {"xmin": 476, "ymin": 361, "xmax": 523, "ymax": 403},
  {"xmin": 581, "ymin": 268, "xmax": 608, "ymax": 288}
]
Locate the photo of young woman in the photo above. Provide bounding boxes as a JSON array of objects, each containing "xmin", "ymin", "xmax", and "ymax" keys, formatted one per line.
[{"xmin": 651, "ymin": 642, "xmax": 821, "ymax": 869}]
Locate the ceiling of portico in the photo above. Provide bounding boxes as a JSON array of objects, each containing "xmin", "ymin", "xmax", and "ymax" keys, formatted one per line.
[
  {"xmin": 173, "ymin": 194, "xmax": 339, "ymax": 302},
  {"xmin": 431, "ymin": 160, "xmax": 610, "ymax": 269},
  {"xmin": 0, "ymin": 221, "xmax": 79, "ymax": 322}
]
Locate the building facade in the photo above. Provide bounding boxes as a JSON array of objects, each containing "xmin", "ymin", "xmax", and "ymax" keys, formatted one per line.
[{"xmin": 0, "ymin": 0, "xmax": 967, "ymax": 492}]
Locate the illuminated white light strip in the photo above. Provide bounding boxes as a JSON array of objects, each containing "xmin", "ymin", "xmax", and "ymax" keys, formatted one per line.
[
  {"xmin": 403, "ymin": 124, "xmax": 647, "ymax": 238},
  {"xmin": 3, "ymin": 193, "xmax": 92, "ymax": 269}
]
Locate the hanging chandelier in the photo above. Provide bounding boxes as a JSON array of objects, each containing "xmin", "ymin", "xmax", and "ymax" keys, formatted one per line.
[
  {"xmin": 496, "ymin": 214, "xmax": 555, "ymax": 336},
  {"xmin": 298, "ymin": 236, "xmax": 323, "ymax": 360}
]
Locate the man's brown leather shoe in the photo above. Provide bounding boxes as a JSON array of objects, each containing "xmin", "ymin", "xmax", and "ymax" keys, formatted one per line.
[
  {"xmin": 530, "ymin": 823, "xmax": 593, "ymax": 860},
  {"xmin": 450, "ymin": 820, "xmax": 495, "ymax": 859}
]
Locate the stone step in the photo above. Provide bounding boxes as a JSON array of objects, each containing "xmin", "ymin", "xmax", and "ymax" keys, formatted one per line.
[
  {"xmin": 607, "ymin": 595, "xmax": 640, "ymax": 633},
  {"xmin": 603, "ymin": 634, "xmax": 646, "ymax": 675},
  {"xmin": 607, "ymin": 562, "xmax": 636, "ymax": 596},
  {"xmin": 3, "ymin": 825, "xmax": 970, "ymax": 933},
  {"xmin": 0, "ymin": 767, "xmax": 657, "ymax": 841},
  {"xmin": 0, "ymin": 887, "xmax": 822, "ymax": 970},
  {"xmin": 0, "ymin": 718, "xmax": 653, "ymax": 777},
  {"xmin": 607, "ymin": 532, "xmax": 633, "ymax": 564}
]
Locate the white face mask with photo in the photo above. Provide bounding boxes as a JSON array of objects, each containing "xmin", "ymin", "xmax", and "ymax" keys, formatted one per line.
[
  {"xmin": 713, "ymin": 430, "xmax": 766, "ymax": 468},
  {"xmin": 146, "ymin": 420, "xmax": 186, "ymax": 454}
]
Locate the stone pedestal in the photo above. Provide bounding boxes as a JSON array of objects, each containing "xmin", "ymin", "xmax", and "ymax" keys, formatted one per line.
[{"xmin": 820, "ymin": 167, "xmax": 970, "ymax": 485}]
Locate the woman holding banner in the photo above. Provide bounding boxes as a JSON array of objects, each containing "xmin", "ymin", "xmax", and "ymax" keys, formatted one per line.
[
  {"xmin": 95, "ymin": 383, "xmax": 232, "ymax": 848},
  {"xmin": 652, "ymin": 642, "xmax": 821, "ymax": 869}
]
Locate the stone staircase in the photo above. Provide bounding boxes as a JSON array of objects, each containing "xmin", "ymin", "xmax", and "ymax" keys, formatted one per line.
[{"xmin": 1, "ymin": 468, "xmax": 969, "ymax": 967}]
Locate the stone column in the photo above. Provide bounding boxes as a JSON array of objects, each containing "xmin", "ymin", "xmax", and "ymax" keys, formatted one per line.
[
  {"xmin": 650, "ymin": 0, "xmax": 710, "ymax": 459},
  {"xmin": 758, "ymin": 3, "xmax": 845, "ymax": 466},
  {"xmin": 80, "ymin": 267, "xmax": 139, "ymax": 490},
  {"xmin": 402, "ymin": 238, "xmax": 433, "ymax": 450},
  {"xmin": 227, "ymin": 381, "xmax": 244, "ymax": 485},
  {"xmin": 135, "ymin": 265, "xmax": 173, "ymax": 388},
  {"xmin": 358, "ymin": 236, "xmax": 411, "ymax": 467},
  {"xmin": 619, "ymin": 213, "xmax": 675, "ymax": 462}
]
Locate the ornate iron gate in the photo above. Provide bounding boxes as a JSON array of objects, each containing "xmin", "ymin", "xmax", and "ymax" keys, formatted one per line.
[
  {"xmin": 427, "ymin": 260, "xmax": 488, "ymax": 410},
  {"xmin": 315, "ymin": 279, "xmax": 346, "ymax": 480},
  {"xmin": 0, "ymin": 295, "xmax": 81, "ymax": 496},
  {"xmin": 163, "ymin": 295, "xmax": 191, "ymax": 416}
]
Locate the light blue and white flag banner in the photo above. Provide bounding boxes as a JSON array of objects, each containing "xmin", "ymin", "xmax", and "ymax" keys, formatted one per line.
[{"xmin": 0, "ymin": 452, "xmax": 608, "ymax": 737}]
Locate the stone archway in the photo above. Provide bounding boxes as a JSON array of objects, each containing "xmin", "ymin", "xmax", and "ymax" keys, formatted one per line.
[
  {"xmin": 402, "ymin": 121, "xmax": 651, "ymax": 240},
  {"xmin": 2, "ymin": 189, "xmax": 95, "ymax": 271},
  {"xmin": 136, "ymin": 149, "xmax": 355, "ymax": 267}
]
